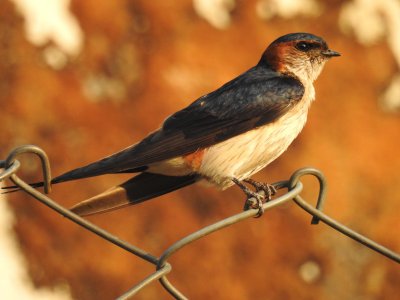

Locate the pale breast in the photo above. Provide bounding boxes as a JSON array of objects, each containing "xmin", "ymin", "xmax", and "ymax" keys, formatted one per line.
[{"xmin": 199, "ymin": 85, "xmax": 315, "ymax": 189}]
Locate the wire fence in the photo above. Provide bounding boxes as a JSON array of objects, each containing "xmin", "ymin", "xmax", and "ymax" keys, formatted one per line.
[{"xmin": 1, "ymin": 144, "xmax": 399, "ymax": 299}]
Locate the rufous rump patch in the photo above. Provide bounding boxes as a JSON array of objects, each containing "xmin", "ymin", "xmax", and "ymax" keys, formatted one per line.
[{"xmin": 183, "ymin": 149, "xmax": 205, "ymax": 171}]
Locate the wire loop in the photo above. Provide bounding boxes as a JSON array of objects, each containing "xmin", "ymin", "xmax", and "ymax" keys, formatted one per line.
[
  {"xmin": 288, "ymin": 167, "xmax": 327, "ymax": 224},
  {"xmin": 4, "ymin": 144, "xmax": 52, "ymax": 193},
  {"xmin": 1, "ymin": 145, "xmax": 399, "ymax": 299}
]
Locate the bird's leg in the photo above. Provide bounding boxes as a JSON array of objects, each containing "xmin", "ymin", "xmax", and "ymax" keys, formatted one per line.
[
  {"xmin": 242, "ymin": 178, "xmax": 277, "ymax": 202},
  {"xmin": 232, "ymin": 178, "xmax": 265, "ymax": 217}
]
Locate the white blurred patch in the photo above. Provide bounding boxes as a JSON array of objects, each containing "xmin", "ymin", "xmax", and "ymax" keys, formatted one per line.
[
  {"xmin": 41, "ymin": 45, "xmax": 69, "ymax": 70},
  {"xmin": 256, "ymin": 0, "xmax": 322, "ymax": 20},
  {"xmin": 11, "ymin": 0, "xmax": 83, "ymax": 69},
  {"xmin": 82, "ymin": 74, "xmax": 126, "ymax": 103},
  {"xmin": 193, "ymin": 0, "xmax": 236, "ymax": 29},
  {"xmin": 379, "ymin": 74, "xmax": 400, "ymax": 112},
  {"xmin": 0, "ymin": 186, "xmax": 72, "ymax": 299},
  {"xmin": 339, "ymin": 0, "xmax": 400, "ymax": 112},
  {"xmin": 340, "ymin": 0, "xmax": 386, "ymax": 45},
  {"xmin": 298, "ymin": 260, "xmax": 321, "ymax": 283}
]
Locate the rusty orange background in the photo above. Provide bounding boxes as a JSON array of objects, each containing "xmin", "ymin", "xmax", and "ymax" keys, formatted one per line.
[{"xmin": 1, "ymin": 1, "xmax": 399, "ymax": 299}]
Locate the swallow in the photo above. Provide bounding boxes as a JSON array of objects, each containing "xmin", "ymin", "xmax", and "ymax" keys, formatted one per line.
[{"xmin": 4, "ymin": 33, "xmax": 340, "ymax": 216}]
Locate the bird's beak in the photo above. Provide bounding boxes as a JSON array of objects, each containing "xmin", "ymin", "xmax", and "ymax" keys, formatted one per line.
[{"xmin": 321, "ymin": 49, "xmax": 341, "ymax": 57}]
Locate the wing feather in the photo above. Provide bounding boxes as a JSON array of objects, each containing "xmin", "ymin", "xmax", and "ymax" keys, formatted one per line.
[{"xmin": 53, "ymin": 67, "xmax": 304, "ymax": 183}]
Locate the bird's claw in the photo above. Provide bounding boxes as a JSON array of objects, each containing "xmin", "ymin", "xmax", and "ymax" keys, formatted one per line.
[
  {"xmin": 233, "ymin": 178, "xmax": 277, "ymax": 218},
  {"xmin": 243, "ymin": 192, "xmax": 265, "ymax": 218},
  {"xmin": 243, "ymin": 179, "xmax": 277, "ymax": 201}
]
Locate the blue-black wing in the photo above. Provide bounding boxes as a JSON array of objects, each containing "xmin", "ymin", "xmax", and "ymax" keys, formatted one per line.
[{"xmin": 52, "ymin": 66, "xmax": 304, "ymax": 183}]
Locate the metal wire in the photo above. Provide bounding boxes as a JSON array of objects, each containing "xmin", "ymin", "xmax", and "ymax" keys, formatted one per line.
[
  {"xmin": 0, "ymin": 159, "xmax": 20, "ymax": 181},
  {"xmin": 1, "ymin": 145, "xmax": 399, "ymax": 299}
]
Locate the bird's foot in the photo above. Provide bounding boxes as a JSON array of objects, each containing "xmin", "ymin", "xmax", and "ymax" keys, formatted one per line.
[
  {"xmin": 232, "ymin": 178, "xmax": 267, "ymax": 217},
  {"xmin": 242, "ymin": 179, "xmax": 277, "ymax": 202}
]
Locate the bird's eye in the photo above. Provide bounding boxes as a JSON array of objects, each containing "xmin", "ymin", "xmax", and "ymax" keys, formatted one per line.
[{"xmin": 295, "ymin": 42, "xmax": 313, "ymax": 52}]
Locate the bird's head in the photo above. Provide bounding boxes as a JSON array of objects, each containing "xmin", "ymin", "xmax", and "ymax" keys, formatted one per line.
[{"xmin": 259, "ymin": 33, "xmax": 340, "ymax": 82}]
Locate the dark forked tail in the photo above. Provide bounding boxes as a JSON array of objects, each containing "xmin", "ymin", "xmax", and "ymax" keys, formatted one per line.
[
  {"xmin": 70, "ymin": 172, "xmax": 199, "ymax": 216},
  {"xmin": 2, "ymin": 171, "xmax": 199, "ymax": 215}
]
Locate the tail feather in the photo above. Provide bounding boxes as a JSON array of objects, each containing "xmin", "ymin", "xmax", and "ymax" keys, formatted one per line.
[
  {"xmin": 1, "ymin": 165, "xmax": 147, "ymax": 193},
  {"xmin": 1, "ymin": 181, "xmax": 45, "ymax": 193},
  {"xmin": 70, "ymin": 172, "xmax": 199, "ymax": 216}
]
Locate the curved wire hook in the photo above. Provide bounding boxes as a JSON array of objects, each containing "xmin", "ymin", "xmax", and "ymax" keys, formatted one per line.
[
  {"xmin": 288, "ymin": 167, "xmax": 327, "ymax": 224},
  {"xmin": 5, "ymin": 145, "xmax": 52, "ymax": 194},
  {"xmin": 3, "ymin": 144, "xmax": 398, "ymax": 299},
  {"xmin": 0, "ymin": 159, "xmax": 21, "ymax": 181},
  {"xmin": 288, "ymin": 168, "xmax": 400, "ymax": 263}
]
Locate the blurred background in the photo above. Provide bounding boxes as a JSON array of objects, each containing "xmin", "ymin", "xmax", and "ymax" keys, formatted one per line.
[{"xmin": 1, "ymin": 0, "xmax": 399, "ymax": 299}]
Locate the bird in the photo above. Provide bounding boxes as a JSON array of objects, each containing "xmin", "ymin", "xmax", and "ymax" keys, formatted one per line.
[{"xmin": 4, "ymin": 33, "xmax": 340, "ymax": 216}]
